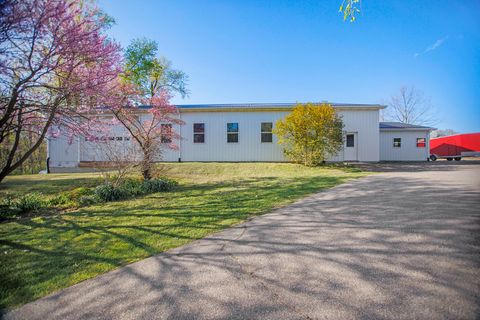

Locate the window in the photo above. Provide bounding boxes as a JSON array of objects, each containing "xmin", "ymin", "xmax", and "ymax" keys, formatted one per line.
[
  {"xmin": 193, "ymin": 123, "xmax": 205, "ymax": 143},
  {"xmin": 227, "ymin": 122, "xmax": 239, "ymax": 143},
  {"xmin": 161, "ymin": 124, "xmax": 172, "ymax": 143},
  {"xmin": 393, "ymin": 138, "xmax": 401, "ymax": 148},
  {"xmin": 261, "ymin": 122, "xmax": 273, "ymax": 143},
  {"xmin": 346, "ymin": 134, "xmax": 355, "ymax": 147},
  {"xmin": 416, "ymin": 138, "xmax": 426, "ymax": 148}
]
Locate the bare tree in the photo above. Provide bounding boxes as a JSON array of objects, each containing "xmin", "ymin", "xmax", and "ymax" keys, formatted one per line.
[
  {"xmin": 431, "ymin": 129, "xmax": 458, "ymax": 138},
  {"xmin": 384, "ymin": 86, "xmax": 438, "ymax": 126}
]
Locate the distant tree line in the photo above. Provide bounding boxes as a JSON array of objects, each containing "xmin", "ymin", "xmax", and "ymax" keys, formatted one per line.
[{"xmin": 0, "ymin": 134, "xmax": 46, "ymax": 175}]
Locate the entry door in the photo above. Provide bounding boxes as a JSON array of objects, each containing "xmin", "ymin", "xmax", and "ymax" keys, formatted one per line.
[{"xmin": 344, "ymin": 132, "xmax": 358, "ymax": 161}]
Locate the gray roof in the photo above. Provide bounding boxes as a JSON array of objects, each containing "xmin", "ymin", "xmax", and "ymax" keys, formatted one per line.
[
  {"xmin": 380, "ymin": 122, "xmax": 434, "ymax": 130},
  {"xmin": 93, "ymin": 102, "xmax": 385, "ymax": 114},
  {"xmin": 176, "ymin": 102, "xmax": 385, "ymax": 109}
]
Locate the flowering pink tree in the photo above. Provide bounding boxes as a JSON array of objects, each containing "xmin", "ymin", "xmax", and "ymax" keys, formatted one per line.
[
  {"xmin": 0, "ymin": 0, "xmax": 122, "ymax": 182},
  {"xmin": 112, "ymin": 86, "xmax": 183, "ymax": 180},
  {"xmin": 111, "ymin": 39, "xmax": 187, "ymax": 180}
]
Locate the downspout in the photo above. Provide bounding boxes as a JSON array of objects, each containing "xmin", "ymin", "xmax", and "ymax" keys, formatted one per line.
[
  {"xmin": 46, "ymin": 137, "xmax": 50, "ymax": 173},
  {"xmin": 77, "ymin": 135, "xmax": 81, "ymax": 167},
  {"xmin": 426, "ymin": 131, "xmax": 431, "ymax": 161}
]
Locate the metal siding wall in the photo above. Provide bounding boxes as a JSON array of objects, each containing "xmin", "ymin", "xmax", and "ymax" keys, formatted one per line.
[
  {"xmin": 380, "ymin": 130, "xmax": 429, "ymax": 161},
  {"xmin": 179, "ymin": 109, "xmax": 380, "ymax": 162},
  {"xmin": 80, "ymin": 118, "xmax": 128, "ymax": 162},
  {"xmin": 157, "ymin": 122, "xmax": 181, "ymax": 162},
  {"xmin": 48, "ymin": 136, "xmax": 79, "ymax": 167},
  {"xmin": 179, "ymin": 111, "xmax": 287, "ymax": 161},
  {"xmin": 76, "ymin": 115, "xmax": 181, "ymax": 163},
  {"xmin": 48, "ymin": 108, "xmax": 382, "ymax": 166},
  {"xmin": 339, "ymin": 110, "xmax": 380, "ymax": 161}
]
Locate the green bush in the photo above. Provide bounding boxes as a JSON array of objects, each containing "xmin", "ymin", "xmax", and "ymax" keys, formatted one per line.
[
  {"xmin": 68, "ymin": 187, "xmax": 93, "ymax": 199},
  {"xmin": 15, "ymin": 192, "xmax": 45, "ymax": 212},
  {"xmin": 78, "ymin": 195, "xmax": 100, "ymax": 206},
  {"xmin": 46, "ymin": 193, "xmax": 73, "ymax": 207},
  {"xmin": 0, "ymin": 192, "xmax": 48, "ymax": 219},
  {"xmin": 120, "ymin": 178, "xmax": 144, "ymax": 196},
  {"xmin": 1, "ymin": 193, "xmax": 46, "ymax": 218},
  {"xmin": 0, "ymin": 178, "xmax": 178, "ymax": 218},
  {"xmin": 0, "ymin": 205, "xmax": 14, "ymax": 219},
  {"xmin": 93, "ymin": 178, "xmax": 177, "ymax": 203},
  {"xmin": 94, "ymin": 183, "xmax": 129, "ymax": 202},
  {"xmin": 141, "ymin": 178, "xmax": 177, "ymax": 193},
  {"xmin": 0, "ymin": 195, "xmax": 19, "ymax": 219},
  {"xmin": 1, "ymin": 195, "xmax": 15, "ymax": 208}
]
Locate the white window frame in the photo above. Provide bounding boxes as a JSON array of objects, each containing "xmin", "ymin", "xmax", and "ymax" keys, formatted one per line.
[
  {"xmin": 393, "ymin": 137, "xmax": 401, "ymax": 148},
  {"xmin": 261, "ymin": 122, "xmax": 273, "ymax": 143},
  {"xmin": 227, "ymin": 122, "xmax": 239, "ymax": 143},
  {"xmin": 416, "ymin": 137, "xmax": 426, "ymax": 148},
  {"xmin": 193, "ymin": 123, "xmax": 205, "ymax": 143}
]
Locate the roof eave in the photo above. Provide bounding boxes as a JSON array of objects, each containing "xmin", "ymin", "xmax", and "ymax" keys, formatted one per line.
[
  {"xmin": 177, "ymin": 104, "xmax": 386, "ymax": 112},
  {"xmin": 380, "ymin": 127, "xmax": 436, "ymax": 131}
]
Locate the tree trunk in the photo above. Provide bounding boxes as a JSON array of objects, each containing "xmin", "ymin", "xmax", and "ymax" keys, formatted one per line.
[
  {"xmin": 0, "ymin": 170, "xmax": 10, "ymax": 184},
  {"xmin": 141, "ymin": 147, "xmax": 153, "ymax": 180},
  {"xmin": 0, "ymin": 110, "xmax": 55, "ymax": 184},
  {"xmin": 29, "ymin": 131, "xmax": 34, "ymax": 174},
  {"xmin": 142, "ymin": 165, "xmax": 152, "ymax": 180}
]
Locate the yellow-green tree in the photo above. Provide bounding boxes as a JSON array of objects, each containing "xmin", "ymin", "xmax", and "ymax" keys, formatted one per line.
[
  {"xmin": 274, "ymin": 103, "xmax": 344, "ymax": 166},
  {"xmin": 339, "ymin": 0, "xmax": 361, "ymax": 22}
]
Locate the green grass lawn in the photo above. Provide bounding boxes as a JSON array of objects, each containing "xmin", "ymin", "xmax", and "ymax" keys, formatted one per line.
[
  {"xmin": 0, "ymin": 172, "xmax": 104, "ymax": 198},
  {"xmin": 0, "ymin": 163, "xmax": 368, "ymax": 311}
]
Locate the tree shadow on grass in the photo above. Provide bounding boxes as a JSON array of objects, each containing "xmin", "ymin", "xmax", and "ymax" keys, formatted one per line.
[
  {"xmin": 0, "ymin": 174, "xmax": 354, "ymax": 312},
  {"xmin": 3, "ymin": 171, "xmax": 480, "ymax": 319},
  {"xmin": 0, "ymin": 175, "xmax": 103, "ymax": 197}
]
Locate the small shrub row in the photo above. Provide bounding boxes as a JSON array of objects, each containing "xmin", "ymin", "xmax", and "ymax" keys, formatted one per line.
[
  {"xmin": 0, "ymin": 178, "xmax": 177, "ymax": 219},
  {"xmin": 1, "ymin": 193, "xmax": 44, "ymax": 213},
  {"xmin": 1, "ymin": 192, "xmax": 45, "ymax": 219},
  {"xmin": 93, "ymin": 178, "xmax": 177, "ymax": 202},
  {"xmin": 140, "ymin": 178, "xmax": 177, "ymax": 193}
]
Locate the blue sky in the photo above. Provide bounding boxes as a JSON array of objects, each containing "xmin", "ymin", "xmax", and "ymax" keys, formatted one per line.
[{"xmin": 99, "ymin": 0, "xmax": 480, "ymax": 133}]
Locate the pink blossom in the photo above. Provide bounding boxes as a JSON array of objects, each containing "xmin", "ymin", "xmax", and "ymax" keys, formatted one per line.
[{"xmin": 0, "ymin": 0, "xmax": 123, "ymax": 181}]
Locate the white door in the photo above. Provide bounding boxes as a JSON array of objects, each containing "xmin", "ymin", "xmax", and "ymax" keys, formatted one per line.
[{"xmin": 344, "ymin": 132, "xmax": 358, "ymax": 161}]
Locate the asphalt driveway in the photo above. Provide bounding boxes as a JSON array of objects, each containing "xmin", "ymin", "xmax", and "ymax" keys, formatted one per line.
[{"xmin": 6, "ymin": 163, "xmax": 480, "ymax": 319}]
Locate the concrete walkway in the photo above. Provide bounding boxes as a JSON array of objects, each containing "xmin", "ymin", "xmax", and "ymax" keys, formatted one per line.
[{"xmin": 6, "ymin": 163, "xmax": 480, "ymax": 319}]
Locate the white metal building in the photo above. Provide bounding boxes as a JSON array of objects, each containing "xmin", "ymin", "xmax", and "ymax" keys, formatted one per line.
[
  {"xmin": 47, "ymin": 103, "xmax": 433, "ymax": 169},
  {"xmin": 379, "ymin": 122, "xmax": 432, "ymax": 161}
]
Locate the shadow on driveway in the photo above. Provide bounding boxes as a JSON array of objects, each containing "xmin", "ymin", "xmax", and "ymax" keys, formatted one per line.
[
  {"xmin": 5, "ymin": 165, "xmax": 480, "ymax": 319},
  {"xmin": 354, "ymin": 159, "xmax": 480, "ymax": 172}
]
